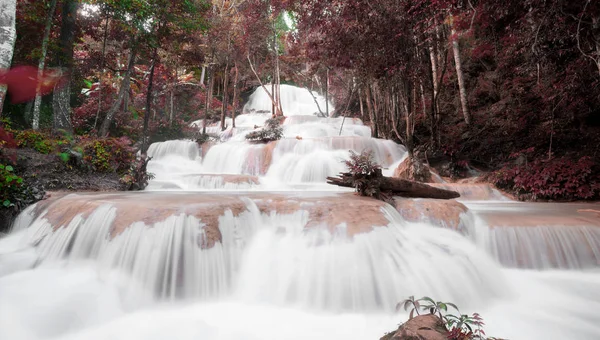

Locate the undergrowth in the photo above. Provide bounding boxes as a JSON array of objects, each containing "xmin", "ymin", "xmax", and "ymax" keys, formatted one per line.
[{"xmin": 491, "ymin": 156, "xmax": 600, "ymax": 201}]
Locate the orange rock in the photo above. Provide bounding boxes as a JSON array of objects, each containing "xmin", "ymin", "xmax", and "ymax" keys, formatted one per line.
[
  {"xmin": 393, "ymin": 157, "xmax": 433, "ymax": 183},
  {"xmin": 394, "ymin": 198, "xmax": 469, "ymax": 233},
  {"xmin": 381, "ymin": 314, "xmax": 448, "ymax": 340},
  {"xmin": 32, "ymin": 192, "xmax": 393, "ymax": 249}
]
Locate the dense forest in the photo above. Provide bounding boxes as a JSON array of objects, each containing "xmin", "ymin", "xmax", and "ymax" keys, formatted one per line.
[{"xmin": 0, "ymin": 0, "xmax": 599, "ymax": 219}]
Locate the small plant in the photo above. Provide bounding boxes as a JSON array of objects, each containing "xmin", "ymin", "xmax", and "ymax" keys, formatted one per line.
[
  {"xmin": 245, "ymin": 118, "xmax": 283, "ymax": 143},
  {"xmin": 195, "ymin": 132, "xmax": 212, "ymax": 145},
  {"xmin": 396, "ymin": 296, "xmax": 501, "ymax": 340},
  {"xmin": 120, "ymin": 156, "xmax": 155, "ymax": 191},
  {"xmin": 344, "ymin": 150, "xmax": 384, "ymax": 199},
  {"xmin": 0, "ymin": 164, "xmax": 43, "ymax": 211},
  {"xmin": 0, "ymin": 164, "xmax": 23, "ymax": 208}
]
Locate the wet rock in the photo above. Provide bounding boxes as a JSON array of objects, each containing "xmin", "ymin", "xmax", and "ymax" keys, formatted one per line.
[
  {"xmin": 394, "ymin": 199, "xmax": 470, "ymax": 234},
  {"xmin": 381, "ymin": 315, "xmax": 448, "ymax": 340},
  {"xmin": 393, "ymin": 157, "xmax": 433, "ymax": 183}
]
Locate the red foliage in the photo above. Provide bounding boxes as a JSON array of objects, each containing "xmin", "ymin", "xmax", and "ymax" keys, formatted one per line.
[
  {"xmin": 492, "ymin": 157, "xmax": 600, "ymax": 201},
  {"xmin": 0, "ymin": 127, "xmax": 17, "ymax": 164}
]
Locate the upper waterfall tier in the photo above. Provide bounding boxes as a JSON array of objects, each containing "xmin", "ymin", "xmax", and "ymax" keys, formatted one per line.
[{"xmin": 243, "ymin": 84, "xmax": 334, "ymax": 117}]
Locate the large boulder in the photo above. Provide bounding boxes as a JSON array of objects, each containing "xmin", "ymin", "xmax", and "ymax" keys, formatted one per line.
[
  {"xmin": 381, "ymin": 315, "xmax": 448, "ymax": 340},
  {"xmin": 393, "ymin": 157, "xmax": 434, "ymax": 183}
]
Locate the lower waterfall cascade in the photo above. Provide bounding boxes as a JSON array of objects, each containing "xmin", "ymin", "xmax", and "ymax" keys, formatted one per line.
[{"xmin": 1, "ymin": 85, "xmax": 600, "ymax": 340}]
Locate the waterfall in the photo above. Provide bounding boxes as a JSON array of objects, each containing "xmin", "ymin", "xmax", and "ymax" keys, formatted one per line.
[{"xmin": 2, "ymin": 85, "xmax": 600, "ymax": 340}]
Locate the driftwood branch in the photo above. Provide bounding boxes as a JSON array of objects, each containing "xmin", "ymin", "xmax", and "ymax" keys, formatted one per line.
[{"xmin": 327, "ymin": 172, "xmax": 460, "ymax": 200}]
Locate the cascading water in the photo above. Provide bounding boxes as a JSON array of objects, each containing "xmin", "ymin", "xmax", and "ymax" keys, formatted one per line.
[{"xmin": 1, "ymin": 84, "xmax": 600, "ymax": 340}]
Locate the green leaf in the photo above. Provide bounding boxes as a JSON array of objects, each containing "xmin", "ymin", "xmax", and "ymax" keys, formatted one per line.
[
  {"xmin": 3, "ymin": 200, "xmax": 10, "ymax": 207},
  {"xmin": 5, "ymin": 165, "xmax": 13, "ymax": 172},
  {"xmin": 446, "ymin": 303, "xmax": 459, "ymax": 312}
]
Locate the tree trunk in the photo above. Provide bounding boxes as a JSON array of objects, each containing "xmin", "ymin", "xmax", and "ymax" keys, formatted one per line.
[
  {"xmin": 92, "ymin": 12, "xmax": 110, "ymax": 131},
  {"xmin": 358, "ymin": 88, "xmax": 365, "ymax": 120},
  {"xmin": 325, "ymin": 68, "xmax": 329, "ymax": 116},
  {"xmin": 326, "ymin": 172, "xmax": 460, "ymax": 199},
  {"xmin": 220, "ymin": 64, "xmax": 229, "ymax": 131},
  {"xmin": 141, "ymin": 47, "xmax": 158, "ymax": 156},
  {"xmin": 32, "ymin": 0, "xmax": 58, "ymax": 130},
  {"xmin": 99, "ymin": 38, "xmax": 138, "ymax": 137},
  {"xmin": 169, "ymin": 67, "xmax": 176, "ymax": 126},
  {"xmin": 200, "ymin": 65, "xmax": 206, "ymax": 85},
  {"xmin": 0, "ymin": 0, "xmax": 17, "ymax": 115},
  {"xmin": 451, "ymin": 28, "xmax": 471, "ymax": 126},
  {"xmin": 52, "ymin": 0, "xmax": 78, "ymax": 133},
  {"xmin": 231, "ymin": 62, "xmax": 239, "ymax": 128},
  {"xmin": 202, "ymin": 62, "xmax": 214, "ymax": 135},
  {"xmin": 365, "ymin": 85, "xmax": 377, "ymax": 138}
]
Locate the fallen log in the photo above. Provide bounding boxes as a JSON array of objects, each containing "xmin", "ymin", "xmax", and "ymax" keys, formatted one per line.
[{"xmin": 327, "ymin": 172, "xmax": 460, "ymax": 200}]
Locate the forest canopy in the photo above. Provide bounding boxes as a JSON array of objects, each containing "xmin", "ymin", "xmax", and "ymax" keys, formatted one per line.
[{"xmin": 0, "ymin": 0, "xmax": 599, "ymax": 201}]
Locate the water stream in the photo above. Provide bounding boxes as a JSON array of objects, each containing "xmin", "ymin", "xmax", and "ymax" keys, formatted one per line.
[{"xmin": 1, "ymin": 85, "xmax": 599, "ymax": 340}]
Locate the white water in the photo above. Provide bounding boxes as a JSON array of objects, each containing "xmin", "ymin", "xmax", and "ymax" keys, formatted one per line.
[{"xmin": 1, "ymin": 85, "xmax": 600, "ymax": 340}]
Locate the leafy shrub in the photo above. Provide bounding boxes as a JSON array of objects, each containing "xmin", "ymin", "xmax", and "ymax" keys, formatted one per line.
[
  {"xmin": 120, "ymin": 156, "xmax": 154, "ymax": 191},
  {"xmin": 492, "ymin": 156, "xmax": 600, "ymax": 200},
  {"xmin": 245, "ymin": 118, "xmax": 283, "ymax": 143},
  {"xmin": 0, "ymin": 164, "xmax": 43, "ymax": 210},
  {"xmin": 397, "ymin": 296, "xmax": 502, "ymax": 340},
  {"xmin": 80, "ymin": 137, "xmax": 135, "ymax": 173},
  {"xmin": 345, "ymin": 150, "xmax": 383, "ymax": 198},
  {"xmin": 14, "ymin": 130, "xmax": 54, "ymax": 154}
]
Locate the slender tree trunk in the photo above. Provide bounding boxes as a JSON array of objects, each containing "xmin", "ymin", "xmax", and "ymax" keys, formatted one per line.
[
  {"xmin": 32, "ymin": 0, "xmax": 58, "ymax": 129},
  {"xmin": 169, "ymin": 66, "xmax": 176, "ymax": 126},
  {"xmin": 231, "ymin": 62, "xmax": 239, "ymax": 128},
  {"xmin": 0, "ymin": 0, "xmax": 17, "ymax": 116},
  {"xmin": 200, "ymin": 65, "xmax": 206, "ymax": 85},
  {"xmin": 325, "ymin": 68, "xmax": 329, "ymax": 116},
  {"xmin": 141, "ymin": 47, "xmax": 158, "ymax": 156},
  {"xmin": 247, "ymin": 55, "xmax": 278, "ymax": 112},
  {"xmin": 99, "ymin": 38, "xmax": 138, "ymax": 137},
  {"xmin": 220, "ymin": 64, "xmax": 229, "ymax": 131},
  {"xmin": 365, "ymin": 85, "xmax": 377, "ymax": 138},
  {"xmin": 202, "ymin": 62, "xmax": 214, "ymax": 135},
  {"xmin": 271, "ymin": 80, "xmax": 275, "ymax": 116},
  {"xmin": 358, "ymin": 88, "xmax": 365, "ymax": 121},
  {"xmin": 92, "ymin": 13, "xmax": 110, "ymax": 131},
  {"xmin": 451, "ymin": 28, "xmax": 471, "ymax": 126},
  {"xmin": 52, "ymin": 0, "xmax": 78, "ymax": 133},
  {"xmin": 275, "ymin": 53, "xmax": 283, "ymax": 116}
]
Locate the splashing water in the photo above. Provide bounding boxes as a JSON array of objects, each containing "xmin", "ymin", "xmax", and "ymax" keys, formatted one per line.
[{"xmin": 1, "ymin": 85, "xmax": 600, "ymax": 340}]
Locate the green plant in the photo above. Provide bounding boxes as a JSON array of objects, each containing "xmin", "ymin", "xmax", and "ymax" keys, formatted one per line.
[
  {"xmin": 15, "ymin": 130, "xmax": 54, "ymax": 154},
  {"xmin": 344, "ymin": 150, "xmax": 384, "ymax": 199},
  {"xmin": 0, "ymin": 164, "xmax": 23, "ymax": 207},
  {"xmin": 245, "ymin": 118, "xmax": 284, "ymax": 143},
  {"xmin": 396, "ymin": 296, "xmax": 501, "ymax": 340},
  {"xmin": 80, "ymin": 137, "xmax": 135, "ymax": 173},
  {"xmin": 120, "ymin": 156, "xmax": 155, "ymax": 191}
]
